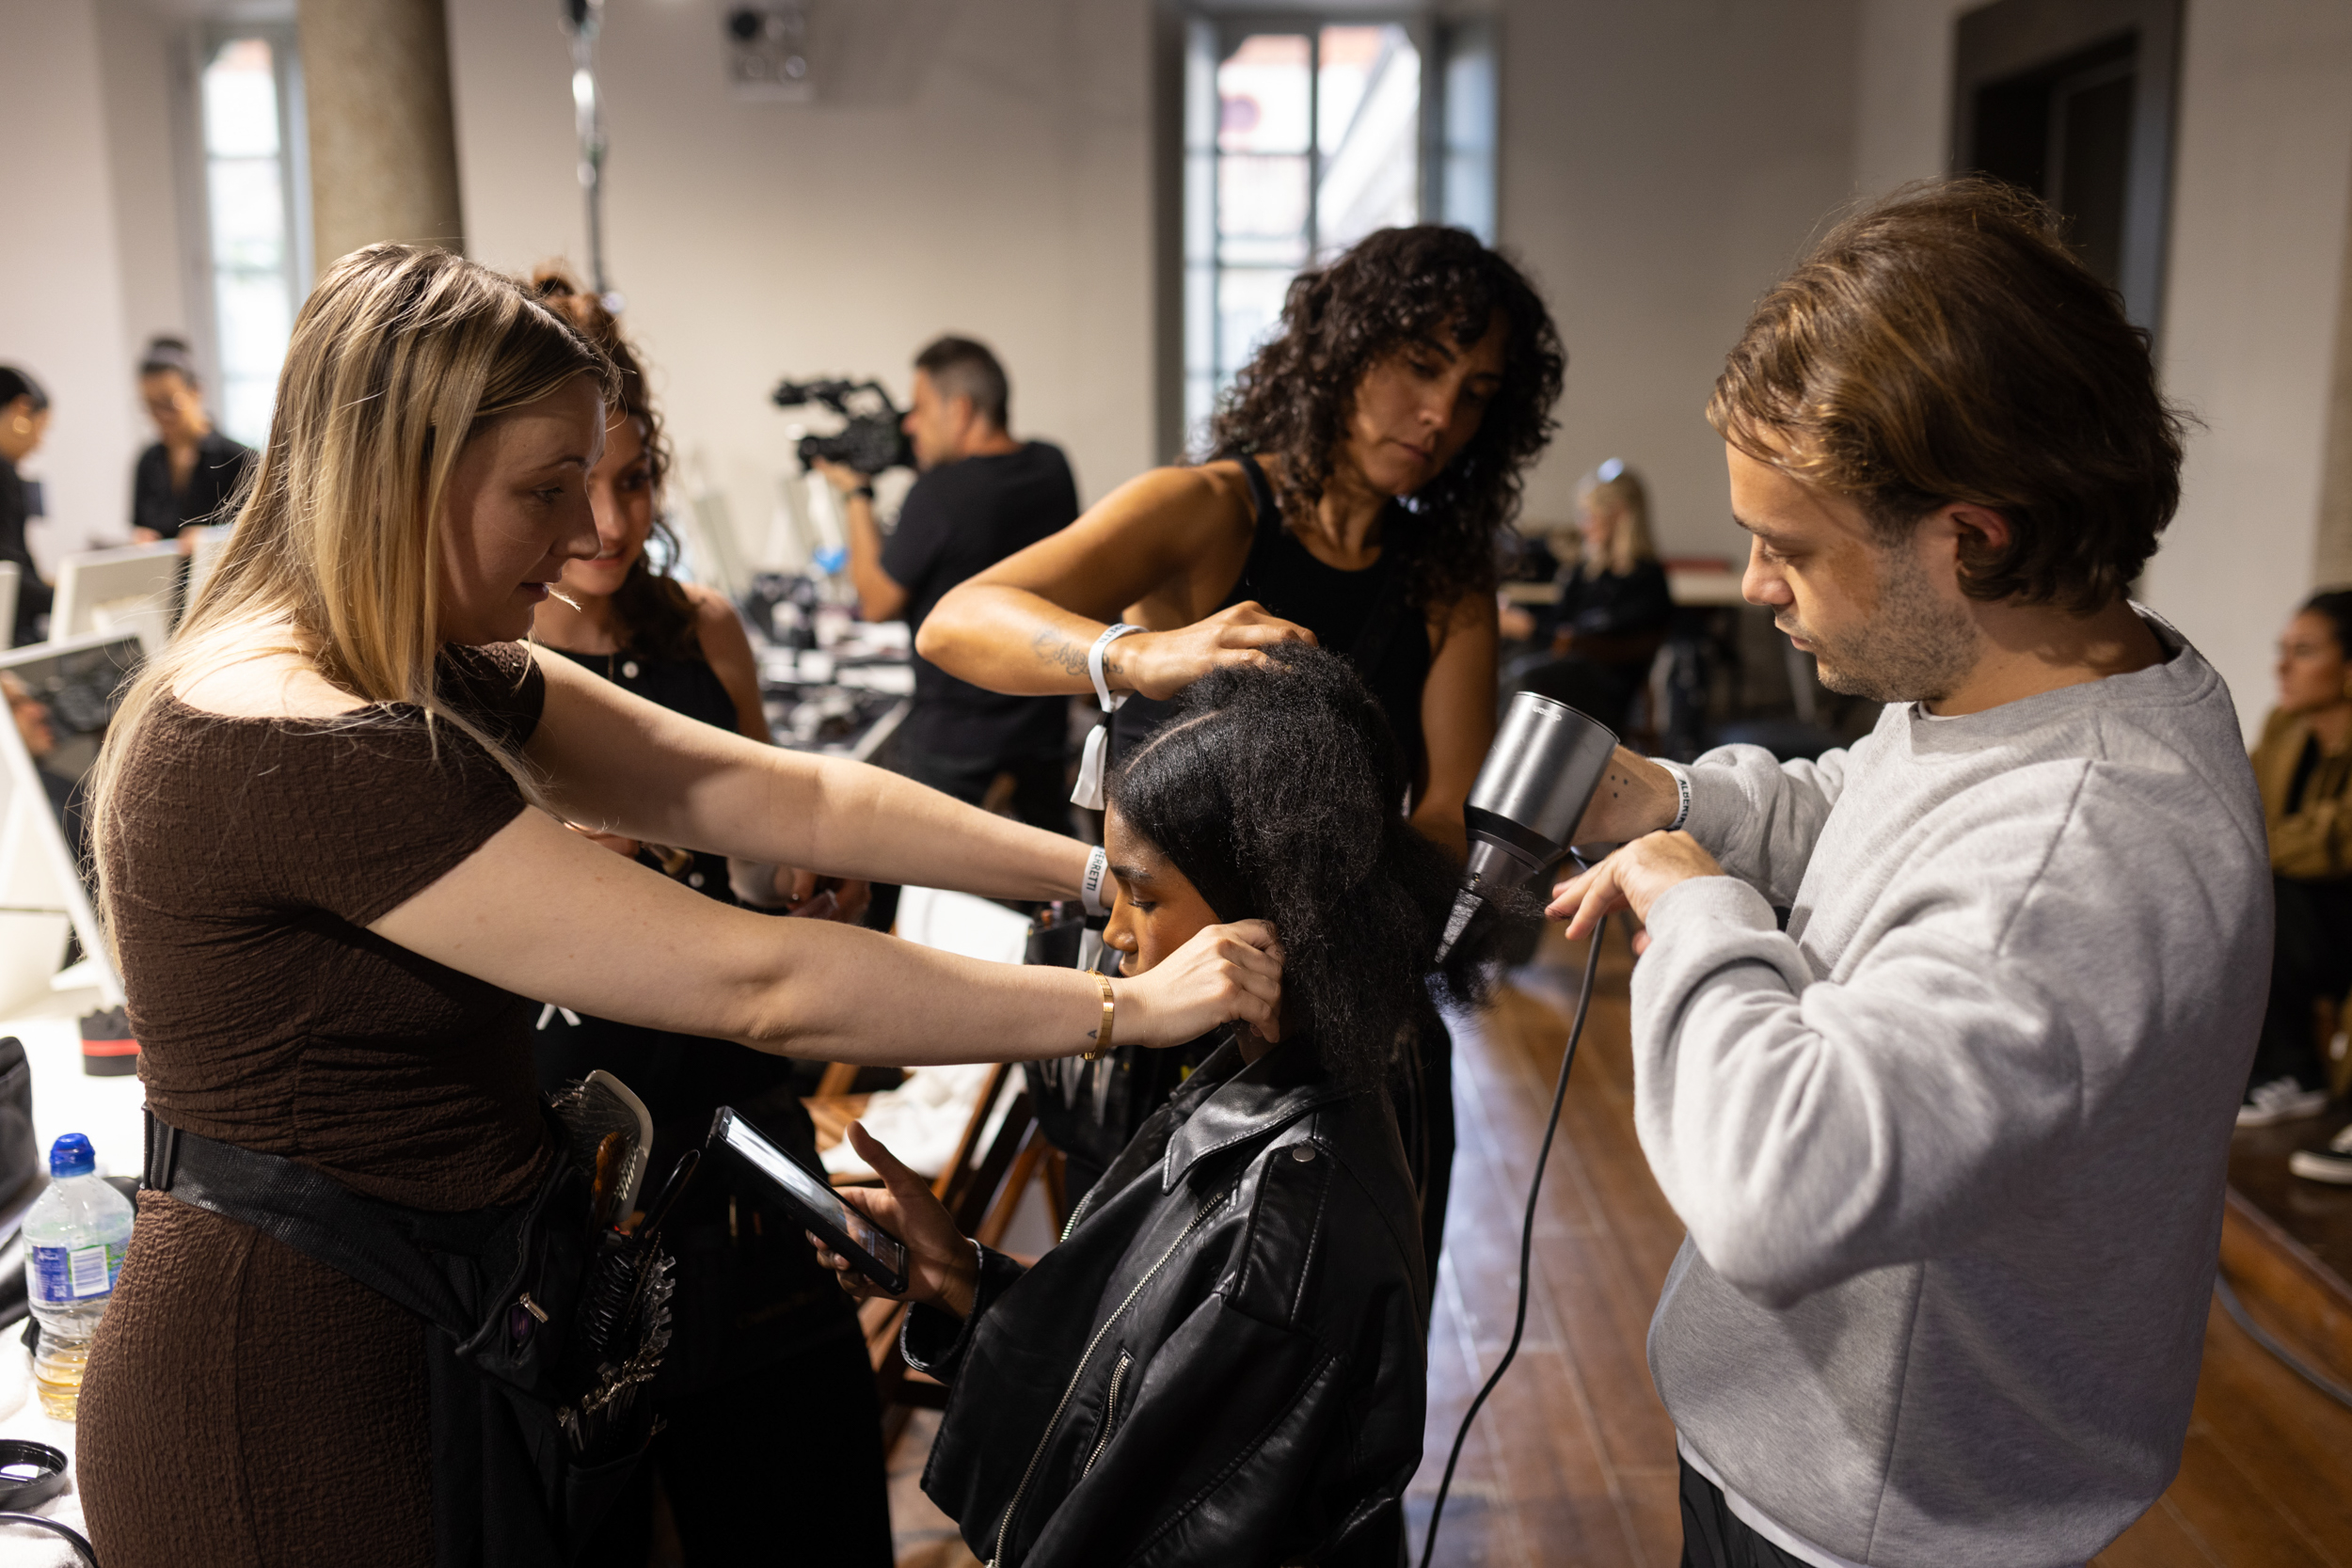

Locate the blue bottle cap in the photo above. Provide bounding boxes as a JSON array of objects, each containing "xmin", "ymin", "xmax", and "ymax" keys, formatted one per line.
[{"xmin": 48, "ymin": 1134, "xmax": 94, "ymax": 1179}]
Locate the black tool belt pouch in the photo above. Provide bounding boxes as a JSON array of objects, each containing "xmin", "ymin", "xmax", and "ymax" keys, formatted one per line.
[{"xmin": 142, "ymin": 1110, "xmax": 662, "ymax": 1567}]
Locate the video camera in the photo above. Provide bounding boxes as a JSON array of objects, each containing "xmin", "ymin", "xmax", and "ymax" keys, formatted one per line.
[{"xmin": 771, "ymin": 377, "xmax": 914, "ymax": 476}]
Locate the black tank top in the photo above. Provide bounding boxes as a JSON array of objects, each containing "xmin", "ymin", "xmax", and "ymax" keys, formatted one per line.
[
  {"xmin": 535, "ymin": 638, "xmax": 851, "ymax": 1381},
  {"xmin": 1111, "ymin": 455, "xmax": 1432, "ymax": 792},
  {"xmin": 540, "ymin": 641, "xmax": 741, "ymax": 897}
]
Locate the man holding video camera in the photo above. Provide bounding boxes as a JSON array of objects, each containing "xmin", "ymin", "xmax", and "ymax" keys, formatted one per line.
[
  {"xmin": 1549, "ymin": 180, "xmax": 2269, "ymax": 1568},
  {"xmin": 818, "ymin": 335, "xmax": 1078, "ymax": 835}
]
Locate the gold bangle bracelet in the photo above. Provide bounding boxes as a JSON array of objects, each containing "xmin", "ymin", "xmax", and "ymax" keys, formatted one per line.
[{"xmin": 1082, "ymin": 972, "xmax": 1115, "ymax": 1062}]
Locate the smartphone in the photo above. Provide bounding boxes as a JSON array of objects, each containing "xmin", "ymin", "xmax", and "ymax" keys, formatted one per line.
[{"xmin": 708, "ymin": 1106, "xmax": 909, "ymax": 1295}]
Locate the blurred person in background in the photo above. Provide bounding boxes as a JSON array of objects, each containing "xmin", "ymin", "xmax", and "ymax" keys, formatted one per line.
[
  {"xmin": 1504, "ymin": 459, "xmax": 1673, "ymax": 735},
  {"xmin": 818, "ymin": 336, "xmax": 1079, "ymax": 838},
  {"xmin": 915, "ymin": 225, "xmax": 1565, "ymax": 1272},
  {"xmin": 525, "ymin": 270, "xmax": 892, "ymax": 1565},
  {"xmin": 0, "ymin": 364, "xmax": 53, "ymax": 645},
  {"xmin": 129, "ymin": 337, "xmax": 254, "ymax": 554},
  {"xmin": 2243, "ymin": 589, "xmax": 2352, "ymax": 1137}
]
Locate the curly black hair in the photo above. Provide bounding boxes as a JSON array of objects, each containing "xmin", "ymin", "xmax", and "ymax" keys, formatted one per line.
[
  {"xmin": 1208, "ymin": 226, "xmax": 1565, "ymax": 615},
  {"xmin": 1106, "ymin": 643, "xmax": 1516, "ymax": 1093}
]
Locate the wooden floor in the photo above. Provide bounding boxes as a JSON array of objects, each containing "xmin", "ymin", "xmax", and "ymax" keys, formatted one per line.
[
  {"xmin": 890, "ymin": 918, "xmax": 2352, "ymax": 1565},
  {"xmin": 2232, "ymin": 1102, "xmax": 2352, "ymax": 1287}
]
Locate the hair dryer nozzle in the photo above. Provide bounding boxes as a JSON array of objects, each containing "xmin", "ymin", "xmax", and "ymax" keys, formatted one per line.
[{"xmin": 1459, "ymin": 693, "xmax": 1618, "ymax": 894}]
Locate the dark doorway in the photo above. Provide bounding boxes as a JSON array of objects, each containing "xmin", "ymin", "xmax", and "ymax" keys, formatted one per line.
[{"xmin": 1953, "ymin": 0, "xmax": 2181, "ymax": 336}]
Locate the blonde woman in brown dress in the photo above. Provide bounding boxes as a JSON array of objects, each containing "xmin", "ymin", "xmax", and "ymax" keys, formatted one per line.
[{"xmin": 74, "ymin": 245, "xmax": 1280, "ymax": 1567}]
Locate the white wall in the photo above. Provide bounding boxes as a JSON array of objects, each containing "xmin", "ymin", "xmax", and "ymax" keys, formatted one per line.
[
  {"xmin": 2145, "ymin": 0, "xmax": 2352, "ymax": 736},
  {"xmin": 0, "ymin": 0, "xmax": 214, "ymax": 565},
  {"xmin": 444, "ymin": 0, "xmax": 1863, "ymax": 571},
  {"xmin": 1855, "ymin": 0, "xmax": 2352, "ymax": 738},
  {"xmin": 94, "ymin": 0, "xmax": 199, "ymax": 380},
  {"xmin": 0, "ymin": 0, "xmax": 140, "ymax": 566},
  {"xmin": 1495, "ymin": 0, "xmax": 1863, "ymax": 560},
  {"xmin": 444, "ymin": 0, "xmax": 1158, "ymax": 562}
]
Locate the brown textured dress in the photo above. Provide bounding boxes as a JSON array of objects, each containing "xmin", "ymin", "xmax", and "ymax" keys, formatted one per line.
[{"xmin": 79, "ymin": 644, "xmax": 552, "ymax": 1567}]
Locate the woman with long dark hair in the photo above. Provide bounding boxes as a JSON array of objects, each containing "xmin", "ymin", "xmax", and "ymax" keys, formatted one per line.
[
  {"xmin": 522, "ymin": 272, "xmax": 889, "ymax": 1563},
  {"xmin": 813, "ymin": 645, "xmax": 1515, "ymax": 1567},
  {"xmin": 919, "ymin": 225, "xmax": 1565, "ymax": 1259}
]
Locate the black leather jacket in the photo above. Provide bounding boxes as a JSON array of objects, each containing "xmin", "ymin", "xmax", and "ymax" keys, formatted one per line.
[{"xmin": 905, "ymin": 1036, "xmax": 1429, "ymax": 1567}]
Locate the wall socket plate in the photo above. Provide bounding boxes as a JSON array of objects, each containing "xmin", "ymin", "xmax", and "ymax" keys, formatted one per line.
[{"xmin": 723, "ymin": 4, "xmax": 815, "ymax": 102}]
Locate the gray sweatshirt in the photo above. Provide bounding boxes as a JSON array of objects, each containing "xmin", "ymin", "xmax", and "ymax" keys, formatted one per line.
[{"xmin": 1638, "ymin": 613, "xmax": 2268, "ymax": 1567}]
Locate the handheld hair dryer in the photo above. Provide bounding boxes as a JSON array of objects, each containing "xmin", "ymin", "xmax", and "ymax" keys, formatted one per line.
[
  {"xmin": 1435, "ymin": 692, "xmax": 1620, "ymax": 961},
  {"xmin": 1418, "ymin": 690, "xmax": 1624, "ymax": 1568}
]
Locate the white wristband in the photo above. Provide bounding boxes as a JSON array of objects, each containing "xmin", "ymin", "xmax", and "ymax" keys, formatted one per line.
[
  {"xmin": 1662, "ymin": 763, "xmax": 1692, "ymax": 834},
  {"xmin": 1071, "ymin": 625, "xmax": 1146, "ymax": 812},
  {"xmin": 1080, "ymin": 845, "xmax": 1112, "ymax": 917},
  {"xmin": 1089, "ymin": 623, "xmax": 1144, "ymax": 713}
]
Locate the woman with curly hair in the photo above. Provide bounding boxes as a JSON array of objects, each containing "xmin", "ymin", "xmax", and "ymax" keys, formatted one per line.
[
  {"xmin": 523, "ymin": 271, "xmax": 892, "ymax": 1562},
  {"xmin": 811, "ymin": 645, "xmax": 1515, "ymax": 1568},
  {"xmin": 920, "ymin": 225, "xmax": 1564, "ymax": 1259},
  {"xmin": 923, "ymin": 225, "xmax": 1564, "ymax": 854}
]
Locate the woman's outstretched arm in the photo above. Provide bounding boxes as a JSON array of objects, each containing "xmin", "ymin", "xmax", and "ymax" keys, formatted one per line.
[
  {"xmin": 916, "ymin": 464, "xmax": 1314, "ymax": 701},
  {"xmin": 370, "ymin": 805, "xmax": 1282, "ymax": 1064},
  {"xmin": 528, "ymin": 646, "xmax": 1085, "ymax": 900}
]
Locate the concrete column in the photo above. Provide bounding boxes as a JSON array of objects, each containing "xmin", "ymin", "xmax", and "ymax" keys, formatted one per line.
[
  {"xmin": 2314, "ymin": 153, "xmax": 2352, "ymax": 590},
  {"xmin": 296, "ymin": 0, "xmax": 465, "ymax": 271}
]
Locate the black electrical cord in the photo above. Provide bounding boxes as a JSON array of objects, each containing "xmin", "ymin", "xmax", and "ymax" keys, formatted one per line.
[
  {"xmin": 1418, "ymin": 911, "xmax": 1612, "ymax": 1568},
  {"xmin": 0, "ymin": 1513, "xmax": 98, "ymax": 1566},
  {"xmin": 2213, "ymin": 1273, "xmax": 2352, "ymax": 1412}
]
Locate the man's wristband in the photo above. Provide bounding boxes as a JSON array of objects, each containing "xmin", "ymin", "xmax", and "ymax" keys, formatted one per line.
[
  {"xmin": 850, "ymin": 483, "xmax": 875, "ymax": 501},
  {"xmin": 1662, "ymin": 763, "xmax": 1692, "ymax": 834}
]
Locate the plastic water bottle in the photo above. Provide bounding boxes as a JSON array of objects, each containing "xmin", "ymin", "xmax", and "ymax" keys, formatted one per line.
[{"xmin": 24, "ymin": 1134, "xmax": 135, "ymax": 1421}]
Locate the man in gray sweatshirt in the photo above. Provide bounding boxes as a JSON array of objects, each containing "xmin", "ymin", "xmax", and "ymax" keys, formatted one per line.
[{"xmin": 1551, "ymin": 180, "xmax": 2270, "ymax": 1568}]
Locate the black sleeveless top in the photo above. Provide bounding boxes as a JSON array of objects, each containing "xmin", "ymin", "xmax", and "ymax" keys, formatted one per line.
[
  {"xmin": 541, "ymin": 642, "xmax": 739, "ymax": 895},
  {"xmin": 1111, "ymin": 456, "xmax": 1433, "ymax": 792},
  {"xmin": 534, "ymin": 639, "xmax": 851, "ymax": 1383}
]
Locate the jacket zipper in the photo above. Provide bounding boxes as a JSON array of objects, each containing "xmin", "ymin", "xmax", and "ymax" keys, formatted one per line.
[
  {"xmin": 1081, "ymin": 1350, "xmax": 1134, "ymax": 1480},
  {"xmin": 1058, "ymin": 1187, "xmax": 1096, "ymax": 1245},
  {"xmin": 989, "ymin": 1190, "xmax": 1228, "ymax": 1568}
]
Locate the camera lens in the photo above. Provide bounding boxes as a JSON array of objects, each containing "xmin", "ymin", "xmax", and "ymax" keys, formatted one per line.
[{"xmin": 726, "ymin": 8, "xmax": 762, "ymax": 43}]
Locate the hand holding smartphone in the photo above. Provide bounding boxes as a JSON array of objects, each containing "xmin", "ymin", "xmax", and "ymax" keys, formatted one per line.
[
  {"xmin": 775, "ymin": 1119, "xmax": 986, "ymax": 1319},
  {"xmin": 709, "ymin": 1107, "xmax": 910, "ymax": 1295}
]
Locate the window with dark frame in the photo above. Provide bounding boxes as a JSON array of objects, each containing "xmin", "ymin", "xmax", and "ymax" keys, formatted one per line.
[
  {"xmin": 190, "ymin": 25, "xmax": 310, "ymax": 450},
  {"xmin": 1179, "ymin": 12, "xmax": 1497, "ymax": 450}
]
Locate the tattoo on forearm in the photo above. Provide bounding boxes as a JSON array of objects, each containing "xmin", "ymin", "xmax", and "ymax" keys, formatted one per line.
[{"xmin": 1032, "ymin": 627, "xmax": 1091, "ymax": 679}]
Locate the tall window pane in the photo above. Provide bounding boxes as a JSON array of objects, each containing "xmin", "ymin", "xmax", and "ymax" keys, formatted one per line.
[
  {"xmin": 1181, "ymin": 19, "xmax": 1438, "ymax": 451},
  {"xmin": 1314, "ymin": 25, "xmax": 1419, "ymax": 259},
  {"xmin": 201, "ymin": 38, "xmax": 297, "ymax": 449}
]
